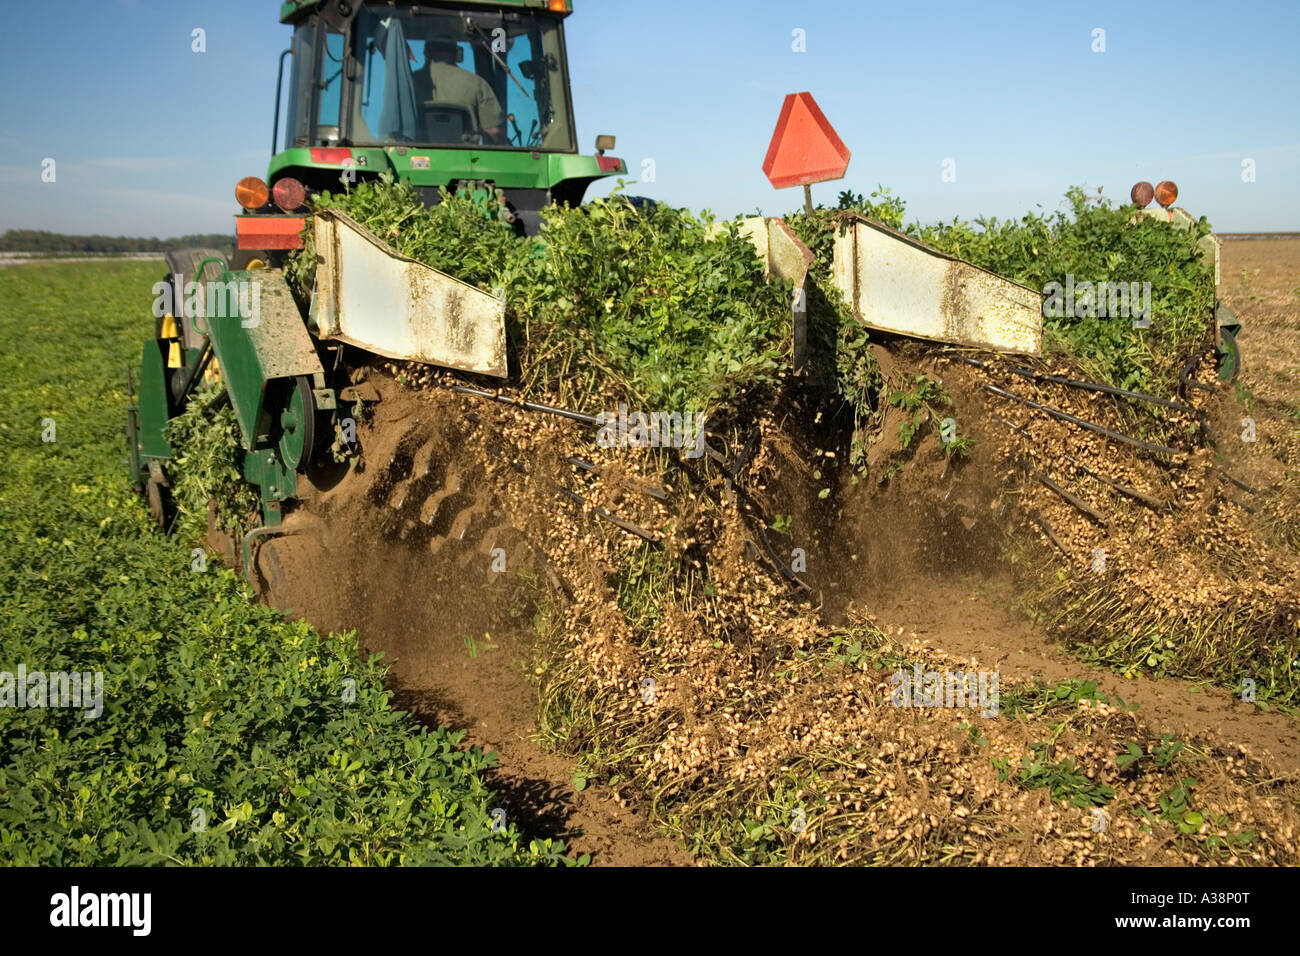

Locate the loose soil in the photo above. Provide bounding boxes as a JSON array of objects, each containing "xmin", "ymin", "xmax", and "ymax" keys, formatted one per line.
[
  {"xmin": 249, "ymin": 238, "xmax": 1299, "ymax": 866},
  {"xmin": 258, "ymin": 386, "xmax": 692, "ymax": 866}
]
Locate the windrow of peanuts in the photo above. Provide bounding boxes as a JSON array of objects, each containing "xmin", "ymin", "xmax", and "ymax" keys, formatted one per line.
[
  {"xmin": 970, "ymin": 350, "xmax": 1300, "ymax": 708},
  {"xmin": 382, "ymin": 356, "xmax": 1300, "ymax": 866}
]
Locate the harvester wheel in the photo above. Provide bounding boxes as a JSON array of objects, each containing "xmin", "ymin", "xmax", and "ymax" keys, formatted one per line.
[
  {"xmin": 1217, "ymin": 328, "xmax": 1242, "ymax": 383},
  {"xmin": 158, "ymin": 249, "xmax": 229, "ymax": 402},
  {"xmin": 277, "ymin": 375, "xmax": 319, "ymax": 472},
  {"xmin": 157, "ymin": 249, "xmax": 226, "ymax": 342}
]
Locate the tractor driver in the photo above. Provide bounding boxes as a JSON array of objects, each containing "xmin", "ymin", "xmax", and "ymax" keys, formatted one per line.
[{"xmin": 416, "ymin": 37, "xmax": 507, "ymax": 146}]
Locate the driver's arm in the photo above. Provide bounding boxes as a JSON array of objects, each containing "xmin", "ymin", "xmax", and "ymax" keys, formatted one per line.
[{"xmin": 476, "ymin": 81, "xmax": 508, "ymax": 146}]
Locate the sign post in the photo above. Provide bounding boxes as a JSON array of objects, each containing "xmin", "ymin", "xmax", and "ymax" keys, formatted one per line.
[{"xmin": 761, "ymin": 92, "xmax": 851, "ymax": 213}]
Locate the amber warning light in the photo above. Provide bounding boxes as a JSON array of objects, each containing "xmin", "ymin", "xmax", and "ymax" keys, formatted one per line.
[{"xmin": 235, "ymin": 177, "xmax": 269, "ymax": 211}]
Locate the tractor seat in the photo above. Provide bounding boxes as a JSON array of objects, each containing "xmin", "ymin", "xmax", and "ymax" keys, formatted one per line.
[{"xmin": 422, "ymin": 104, "xmax": 475, "ymax": 145}]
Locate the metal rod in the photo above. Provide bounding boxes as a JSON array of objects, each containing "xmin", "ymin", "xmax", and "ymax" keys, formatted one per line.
[
  {"xmin": 1179, "ymin": 347, "xmax": 1219, "ymax": 395},
  {"xmin": 565, "ymin": 456, "xmax": 670, "ymax": 502},
  {"xmin": 998, "ymin": 418, "xmax": 1168, "ymax": 510},
  {"xmin": 179, "ymin": 340, "xmax": 214, "ymax": 402},
  {"xmin": 1011, "ymin": 367, "xmax": 1196, "ymax": 414},
  {"xmin": 748, "ymin": 533, "xmax": 812, "ymax": 592},
  {"xmin": 1030, "ymin": 511, "xmax": 1074, "ymax": 563},
  {"xmin": 466, "ymin": 405, "xmax": 662, "ymax": 542},
  {"xmin": 1036, "ymin": 472, "xmax": 1106, "ymax": 525},
  {"xmin": 702, "ymin": 443, "xmax": 729, "ymax": 467},
  {"xmin": 550, "ymin": 481, "xmax": 658, "ymax": 543},
  {"xmin": 982, "ymin": 383, "xmax": 1181, "ymax": 456},
  {"xmin": 469, "ymin": 24, "xmax": 533, "ymax": 100},
  {"xmin": 449, "ymin": 382, "xmax": 730, "ymax": 470},
  {"xmin": 1217, "ymin": 472, "xmax": 1259, "ymax": 496},
  {"xmin": 730, "ymin": 428, "xmax": 761, "ymax": 480},
  {"xmin": 952, "ymin": 354, "xmax": 1196, "ymax": 414},
  {"xmin": 203, "ymin": 388, "xmax": 232, "ymax": 415},
  {"xmin": 485, "ymin": 430, "xmax": 653, "ymax": 537},
  {"xmin": 450, "ymin": 384, "xmax": 600, "ymax": 425},
  {"xmin": 271, "ymin": 48, "xmax": 292, "ymax": 156},
  {"xmin": 1076, "ymin": 468, "xmax": 1165, "ymax": 511}
]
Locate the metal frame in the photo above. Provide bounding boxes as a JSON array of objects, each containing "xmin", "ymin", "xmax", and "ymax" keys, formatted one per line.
[{"xmin": 271, "ymin": 48, "xmax": 293, "ymax": 155}]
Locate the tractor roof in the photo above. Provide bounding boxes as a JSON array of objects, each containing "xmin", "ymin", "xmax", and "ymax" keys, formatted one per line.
[{"xmin": 279, "ymin": 0, "xmax": 572, "ymax": 25}]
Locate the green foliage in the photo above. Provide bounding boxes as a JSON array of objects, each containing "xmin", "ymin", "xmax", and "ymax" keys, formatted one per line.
[
  {"xmin": 828, "ymin": 631, "xmax": 869, "ymax": 670},
  {"xmin": 293, "ymin": 175, "xmax": 792, "ymax": 417},
  {"xmin": 517, "ymin": 188, "xmax": 790, "ymax": 414},
  {"xmin": 837, "ymin": 187, "xmax": 907, "ymax": 229},
  {"xmin": 1118, "ymin": 734, "xmax": 1186, "ymax": 771},
  {"xmin": 293, "ymin": 175, "xmax": 519, "ymax": 294},
  {"xmin": 163, "ymin": 384, "xmax": 260, "ymax": 541},
  {"xmin": 1000, "ymin": 676, "xmax": 1128, "ymax": 719},
  {"xmin": 941, "ymin": 433, "xmax": 975, "ymax": 459},
  {"xmin": 909, "ymin": 187, "xmax": 1215, "ymax": 396},
  {"xmin": 994, "ymin": 742, "xmax": 1116, "ymax": 808},
  {"xmin": 889, "ymin": 373, "xmax": 951, "ymax": 449},
  {"xmin": 0, "ymin": 262, "xmax": 558, "ymax": 866},
  {"xmin": 1130, "ymin": 776, "xmax": 1256, "ymax": 857},
  {"xmin": 0, "ymin": 229, "xmax": 234, "ymax": 256},
  {"xmin": 615, "ymin": 547, "xmax": 673, "ymax": 633},
  {"xmin": 833, "ymin": 318, "xmax": 882, "ymax": 468}
]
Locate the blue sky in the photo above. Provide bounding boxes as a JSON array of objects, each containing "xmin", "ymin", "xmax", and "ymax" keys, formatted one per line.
[{"xmin": 1, "ymin": 0, "xmax": 1296, "ymax": 236}]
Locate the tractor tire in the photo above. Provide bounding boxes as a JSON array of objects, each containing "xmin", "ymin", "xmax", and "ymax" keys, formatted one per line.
[
  {"xmin": 230, "ymin": 248, "xmax": 283, "ymax": 271},
  {"xmin": 364, "ymin": 420, "xmax": 533, "ymax": 574},
  {"xmin": 1218, "ymin": 328, "xmax": 1242, "ymax": 383},
  {"xmin": 158, "ymin": 248, "xmax": 228, "ymax": 346},
  {"xmin": 622, "ymin": 195, "xmax": 659, "ymax": 214},
  {"xmin": 158, "ymin": 248, "xmax": 230, "ymax": 406}
]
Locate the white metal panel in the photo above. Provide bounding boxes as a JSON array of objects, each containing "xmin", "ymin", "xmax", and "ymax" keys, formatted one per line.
[
  {"xmin": 737, "ymin": 216, "xmax": 814, "ymax": 367},
  {"xmin": 832, "ymin": 215, "xmax": 1042, "ymax": 355},
  {"xmin": 311, "ymin": 210, "xmax": 508, "ymax": 377}
]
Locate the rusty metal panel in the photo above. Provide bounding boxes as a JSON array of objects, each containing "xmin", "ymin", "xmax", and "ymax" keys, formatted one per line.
[
  {"xmin": 243, "ymin": 271, "xmax": 325, "ymax": 381},
  {"xmin": 736, "ymin": 216, "xmax": 815, "ymax": 368},
  {"xmin": 310, "ymin": 210, "xmax": 508, "ymax": 377},
  {"xmin": 831, "ymin": 214, "xmax": 1042, "ymax": 356}
]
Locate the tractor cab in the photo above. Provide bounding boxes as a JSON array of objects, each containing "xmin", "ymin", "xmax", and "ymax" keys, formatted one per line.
[
  {"xmin": 282, "ymin": 1, "xmax": 576, "ymax": 152},
  {"xmin": 237, "ymin": 0, "xmax": 624, "ymax": 250},
  {"xmin": 130, "ymin": 0, "xmax": 627, "ymax": 541}
]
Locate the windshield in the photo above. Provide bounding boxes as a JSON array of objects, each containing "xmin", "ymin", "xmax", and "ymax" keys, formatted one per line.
[{"xmin": 349, "ymin": 5, "xmax": 574, "ymax": 151}]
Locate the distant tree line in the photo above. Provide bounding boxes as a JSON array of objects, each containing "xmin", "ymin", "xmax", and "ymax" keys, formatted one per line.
[{"xmin": 0, "ymin": 230, "xmax": 234, "ymax": 255}]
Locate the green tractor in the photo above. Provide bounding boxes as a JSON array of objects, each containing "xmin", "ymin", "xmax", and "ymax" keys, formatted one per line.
[{"xmin": 126, "ymin": 0, "xmax": 627, "ymax": 562}]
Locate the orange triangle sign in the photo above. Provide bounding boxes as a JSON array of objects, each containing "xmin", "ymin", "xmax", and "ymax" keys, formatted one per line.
[{"xmin": 761, "ymin": 92, "xmax": 851, "ymax": 189}]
